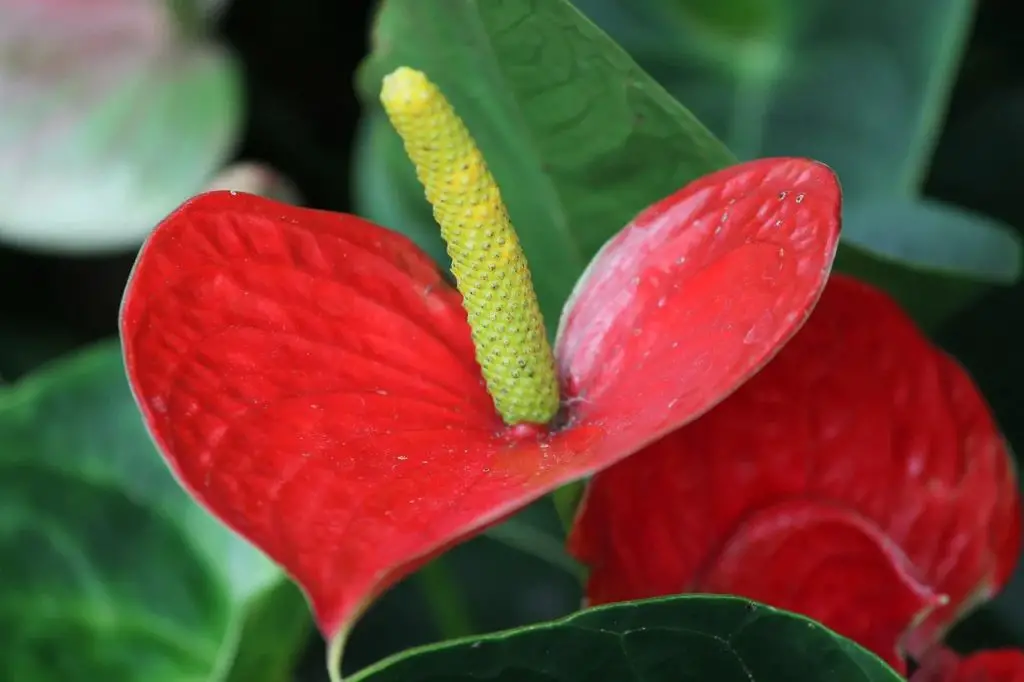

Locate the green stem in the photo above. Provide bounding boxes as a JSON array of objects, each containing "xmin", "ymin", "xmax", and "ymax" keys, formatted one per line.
[
  {"xmin": 484, "ymin": 517, "xmax": 584, "ymax": 580},
  {"xmin": 551, "ymin": 481, "xmax": 586, "ymax": 535},
  {"xmin": 416, "ymin": 557, "xmax": 475, "ymax": 640}
]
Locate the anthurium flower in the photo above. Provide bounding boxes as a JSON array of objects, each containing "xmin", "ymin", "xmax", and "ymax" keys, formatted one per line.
[
  {"xmin": 568, "ymin": 274, "xmax": 1021, "ymax": 674},
  {"xmin": 119, "ymin": 67, "xmax": 841, "ymax": 674}
]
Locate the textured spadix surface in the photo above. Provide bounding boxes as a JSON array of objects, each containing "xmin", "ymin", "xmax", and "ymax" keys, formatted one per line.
[{"xmin": 380, "ymin": 66, "xmax": 559, "ymax": 426}]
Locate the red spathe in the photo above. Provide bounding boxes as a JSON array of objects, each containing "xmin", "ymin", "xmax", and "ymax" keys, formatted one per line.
[
  {"xmin": 120, "ymin": 158, "xmax": 842, "ymax": 639},
  {"xmin": 569, "ymin": 275, "xmax": 1021, "ymax": 673}
]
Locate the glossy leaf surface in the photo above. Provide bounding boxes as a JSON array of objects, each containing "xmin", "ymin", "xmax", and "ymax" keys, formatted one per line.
[
  {"xmin": 353, "ymin": 113, "xmax": 447, "ymax": 267},
  {"xmin": 120, "ymin": 157, "xmax": 841, "ymax": 643},
  {"xmin": 355, "ymin": 0, "xmax": 735, "ymax": 324},
  {"xmin": 571, "ymin": 0, "xmax": 969, "ymax": 198},
  {"xmin": 0, "ymin": 0, "xmax": 240, "ymax": 254},
  {"xmin": 352, "ymin": 0, "xmax": 1022, "ymax": 333},
  {"xmin": 569, "ymin": 275, "xmax": 1020, "ymax": 673},
  {"xmin": 567, "ymin": 0, "xmax": 1023, "ymax": 308},
  {"xmin": 842, "ymin": 199, "xmax": 1021, "ymax": 284},
  {"xmin": 0, "ymin": 342, "xmax": 307, "ymax": 682},
  {"xmin": 348, "ymin": 595, "xmax": 903, "ymax": 682},
  {"xmin": 835, "ymin": 198, "xmax": 1022, "ymax": 328}
]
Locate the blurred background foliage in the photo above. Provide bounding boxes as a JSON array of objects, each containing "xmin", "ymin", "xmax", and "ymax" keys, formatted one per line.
[{"xmin": 2, "ymin": 0, "xmax": 1024, "ymax": 680}]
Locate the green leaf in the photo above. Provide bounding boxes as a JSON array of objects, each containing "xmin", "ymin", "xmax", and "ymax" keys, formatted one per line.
[
  {"xmin": 834, "ymin": 198, "xmax": 1023, "ymax": 328},
  {"xmin": 844, "ymin": 198, "xmax": 1022, "ymax": 283},
  {"xmin": 356, "ymin": 0, "xmax": 734, "ymax": 325},
  {"xmin": 0, "ymin": 2, "xmax": 242, "ymax": 255},
  {"xmin": 572, "ymin": 0, "xmax": 974, "ymax": 199},
  {"xmin": 551, "ymin": 481, "xmax": 587, "ymax": 533},
  {"xmin": 484, "ymin": 502, "xmax": 583, "ymax": 578},
  {"xmin": 351, "ymin": 113, "xmax": 447, "ymax": 267},
  {"xmin": 570, "ymin": 0, "xmax": 995, "ymax": 283},
  {"xmin": 344, "ymin": 500, "xmax": 581, "ymax": 674},
  {"xmin": 348, "ymin": 594, "xmax": 903, "ymax": 682},
  {"xmin": 225, "ymin": 580, "xmax": 312, "ymax": 682},
  {"xmin": 0, "ymin": 341, "xmax": 309, "ymax": 682}
]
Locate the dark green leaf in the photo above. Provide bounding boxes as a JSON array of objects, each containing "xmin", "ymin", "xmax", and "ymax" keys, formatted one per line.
[
  {"xmin": 343, "ymin": 500, "xmax": 580, "ymax": 674},
  {"xmin": 348, "ymin": 595, "xmax": 903, "ymax": 682},
  {"xmin": 225, "ymin": 580, "xmax": 312, "ymax": 682},
  {"xmin": 351, "ymin": 113, "xmax": 447, "ymax": 267},
  {"xmin": 356, "ymin": 0, "xmax": 734, "ymax": 325},
  {"xmin": 834, "ymin": 198, "xmax": 1022, "ymax": 328},
  {"xmin": 551, "ymin": 480, "xmax": 586, "ymax": 532},
  {"xmin": 843, "ymin": 198, "xmax": 1021, "ymax": 283},
  {"xmin": 0, "ymin": 464, "xmax": 228, "ymax": 680},
  {"xmin": 570, "ymin": 0, "xmax": 1010, "ymax": 285},
  {"xmin": 572, "ymin": 0, "xmax": 973, "ymax": 199},
  {"xmin": 0, "ymin": 341, "xmax": 309, "ymax": 682},
  {"xmin": 484, "ymin": 503, "xmax": 583, "ymax": 578}
]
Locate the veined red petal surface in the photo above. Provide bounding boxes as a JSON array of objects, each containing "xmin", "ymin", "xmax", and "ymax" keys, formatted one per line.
[
  {"xmin": 700, "ymin": 499, "xmax": 942, "ymax": 665},
  {"xmin": 557, "ymin": 158, "xmax": 841, "ymax": 453},
  {"xmin": 914, "ymin": 648, "xmax": 1024, "ymax": 682},
  {"xmin": 120, "ymin": 157, "xmax": 841, "ymax": 643},
  {"xmin": 568, "ymin": 275, "xmax": 1020, "ymax": 674}
]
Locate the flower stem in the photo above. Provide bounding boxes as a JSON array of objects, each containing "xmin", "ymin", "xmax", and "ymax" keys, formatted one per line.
[
  {"xmin": 552, "ymin": 481, "xmax": 586, "ymax": 535},
  {"xmin": 484, "ymin": 517, "xmax": 584, "ymax": 579},
  {"xmin": 416, "ymin": 556, "xmax": 476, "ymax": 641}
]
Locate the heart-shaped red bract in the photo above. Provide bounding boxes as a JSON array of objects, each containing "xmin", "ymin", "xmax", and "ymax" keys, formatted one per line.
[
  {"xmin": 568, "ymin": 275, "xmax": 1021, "ymax": 673},
  {"xmin": 120, "ymin": 158, "xmax": 841, "ymax": 641}
]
